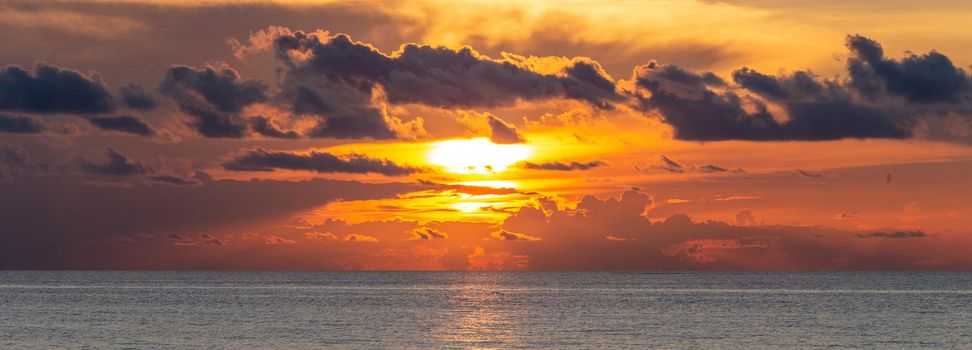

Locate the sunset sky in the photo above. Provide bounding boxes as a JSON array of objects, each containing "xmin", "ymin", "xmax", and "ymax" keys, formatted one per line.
[{"xmin": 2, "ymin": 0, "xmax": 972, "ymax": 270}]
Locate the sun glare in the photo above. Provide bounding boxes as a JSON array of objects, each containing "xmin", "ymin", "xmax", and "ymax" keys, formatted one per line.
[
  {"xmin": 427, "ymin": 138, "xmax": 532, "ymax": 174},
  {"xmin": 456, "ymin": 180, "xmax": 519, "ymax": 189}
]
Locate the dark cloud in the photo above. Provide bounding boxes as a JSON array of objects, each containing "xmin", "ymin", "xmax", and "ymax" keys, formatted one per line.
[
  {"xmin": 631, "ymin": 35, "xmax": 972, "ymax": 142},
  {"xmin": 265, "ymin": 29, "xmax": 619, "ymax": 139},
  {"xmin": 649, "ymin": 63, "xmax": 726, "ymax": 89},
  {"xmin": 0, "ymin": 63, "xmax": 114, "ymax": 114},
  {"xmin": 80, "ymin": 149, "xmax": 148, "ymax": 176},
  {"xmin": 178, "ymin": 105, "xmax": 249, "ymax": 138},
  {"xmin": 412, "ymin": 227, "xmax": 448, "ymax": 240},
  {"xmin": 118, "ymin": 84, "xmax": 158, "ymax": 111},
  {"xmin": 85, "ymin": 115, "xmax": 155, "ymax": 136},
  {"xmin": 0, "ymin": 144, "xmax": 44, "ymax": 177},
  {"xmin": 222, "ymin": 147, "xmax": 420, "ymax": 176},
  {"xmin": 561, "ymin": 61, "xmax": 620, "ymax": 108},
  {"xmin": 203, "ymin": 238, "xmax": 226, "ymax": 246},
  {"xmin": 520, "ymin": 160, "xmax": 606, "ymax": 171},
  {"xmin": 0, "ymin": 176, "xmax": 419, "ymax": 268},
  {"xmin": 643, "ymin": 155, "xmax": 741, "ymax": 174},
  {"xmin": 250, "ymin": 116, "xmax": 300, "ymax": 139},
  {"xmin": 654, "ymin": 155, "xmax": 685, "ymax": 173},
  {"xmin": 158, "ymin": 65, "xmax": 266, "ymax": 138},
  {"xmin": 636, "ymin": 65, "xmax": 914, "ymax": 141},
  {"xmin": 697, "ymin": 164, "xmax": 731, "ymax": 173},
  {"xmin": 0, "ymin": 114, "xmax": 43, "ymax": 134},
  {"xmin": 0, "ymin": 145, "xmax": 31, "ymax": 169},
  {"xmin": 274, "ymin": 31, "xmax": 619, "ymax": 108},
  {"xmin": 159, "ymin": 65, "xmax": 266, "ymax": 114},
  {"xmin": 857, "ymin": 230, "xmax": 927, "ymax": 239},
  {"xmin": 493, "ymin": 188, "xmax": 969, "ymax": 270},
  {"xmin": 735, "ymin": 69, "xmax": 825, "ymax": 101},
  {"xmin": 415, "ymin": 179, "xmax": 520, "ymax": 195},
  {"xmin": 486, "ymin": 115, "xmax": 526, "ymax": 144},
  {"xmin": 287, "ymin": 80, "xmax": 399, "ymax": 140},
  {"xmin": 846, "ymin": 35, "xmax": 971, "ymax": 103},
  {"xmin": 796, "ymin": 169, "xmax": 824, "ymax": 178},
  {"xmin": 264, "ymin": 235, "xmax": 298, "ymax": 245},
  {"xmin": 492, "ymin": 230, "xmax": 540, "ymax": 241},
  {"xmin": 147, "ymin": 175, "xmax": 201, "ymax": 186}
]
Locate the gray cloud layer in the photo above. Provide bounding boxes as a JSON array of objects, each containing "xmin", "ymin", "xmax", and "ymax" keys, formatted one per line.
[
  {"xmin": 0, "ymin": 114, "xmax": 43, "ymax": 134},
  {"xmin": 520, "ymin": 160, "xmax": 606, "ymax": 171},
  {"xmin": 222, "ymin": 148, "xmax": 420, "ymax": 176},
  {"xmin": 0, "ymin": 63, "xmax": 115, "ymax": 114},
  {"xmin": 634, "ymin": 35, "xmax": 971, "ymax": 142},
  {"xmin": 85, "ymin": 115, "xmax": 155, "ymax": 136}
]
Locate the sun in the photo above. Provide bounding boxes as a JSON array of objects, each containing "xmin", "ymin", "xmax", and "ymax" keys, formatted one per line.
[{"xmin": 427, "ymin": 138, "xmax": 532, "ymax": 174}]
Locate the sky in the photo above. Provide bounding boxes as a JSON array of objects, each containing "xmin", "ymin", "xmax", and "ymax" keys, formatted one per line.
[{"xmin": 2, "ymin": 0, "xmax": 972, "ymax": 270}]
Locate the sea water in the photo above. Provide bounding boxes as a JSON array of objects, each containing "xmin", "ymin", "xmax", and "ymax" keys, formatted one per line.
[{"xmin": 1, "ymin": 271, "xmax": 971, "ymax": 349}]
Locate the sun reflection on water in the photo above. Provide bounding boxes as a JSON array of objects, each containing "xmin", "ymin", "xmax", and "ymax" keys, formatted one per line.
[{"xmin": 433, "ymin": 273, "xmax": 522, "ymax": 348}]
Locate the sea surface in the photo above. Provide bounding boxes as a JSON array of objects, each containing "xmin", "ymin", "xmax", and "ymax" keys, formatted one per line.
[{"xmin": 1, "ymin": 271, "xmax": 971, "ymax": 349}]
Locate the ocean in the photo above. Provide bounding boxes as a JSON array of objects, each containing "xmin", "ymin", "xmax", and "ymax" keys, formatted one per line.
[{"xmin": 1, "ymin": 271, "xmax": 971, "ymax": 349}]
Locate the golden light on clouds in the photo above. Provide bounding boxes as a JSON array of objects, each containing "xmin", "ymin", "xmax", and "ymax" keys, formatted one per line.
[
  {"xmin": 303, "ymin": 189, "xmax": 537, "ymax": 224},
  {"xmin": 427, "ymin": 138, "xmax": 533, "ymax": 174},
  {"xmin": 6, "ymin": 0, "xmax": 972, "ymax": 272}
]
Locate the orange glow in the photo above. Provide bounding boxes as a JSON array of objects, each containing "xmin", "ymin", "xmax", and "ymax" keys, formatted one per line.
[
  {"xmin": 455, "ymin": 180, "xmax": 518, "ymax": 189},
  {"xmin": 428, "ymin": 138, "xmax": 532, "ymax": 174}
]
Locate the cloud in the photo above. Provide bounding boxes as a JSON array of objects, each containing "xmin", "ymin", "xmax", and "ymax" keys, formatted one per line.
[
  {"xmin": 239, "ymin": 28, "xmax": 621, "ymax": 140},
  {"xmin": 85, "ymin": 115, "xmax": 155, "ymax": 136},
  {"xmin": 305, "ymin": 231, "xmax": 338, "ymax": 240},
  {"xmin": 629, "ymin": 35, "xmax": 972, "ymax": 142},
  {"xmin": 491, "ymin": 230, "xmax": 541, "ymax": 241},
  {"xmin": 412, "ymin": 227, "xmax": 448, "ymax": 240},
  {"xmin": 735, "ymin": 209, "xmax": 756, "ymax": 225},
  {"xmin": 222, "ymin": 147, "xmax": 420, "ymax": 176},
  {"xmin": 176, "ymin": 104, "xmax": 249, "ymax": 138},
  {"xmin": 697, "ymin": 164, "xmax": 733, "ymax": 173},
  {"xmin": 0, "ymin": 114, "xmax": 43, "ymax": 134},
  {"xmin": 158, "ymin": 65, "xmax": 266, "ymax": 138},
  {"xmin": 492, "ymin": 188, "xmax": 970, "ymax": 270},
  {"xmin": 159, "ymin": 65, "xmax": 266, "ymax": 114},
  {"xmin": 519, "ymin": 160, "xmax": 606, "ymax": 171},
  {"xmin": 0, "ymin": 144, "xmax": 44, "ymax": 177},
  {"xmin": 654, "ymin": 155, "xmax": 685, "ymax": 173},
  {"xmin": 635, "ymin": 66, "xmax": 913, "ymax": 141},
  {"xmin": 344, "ymin": 233, "xmax": 379, "ymax": 242},
  {"xmin": 147, "ymin": 175, "xmax": 200, "ymax": 186},
  {"xmin": 636, "ymin": 62, "xmax": 726, "ymax": 96},
  {"xmin": 273, "ymin": 30, "xmax": 620, "ymax": 109},
  {"xmin": 0, "ymin": 145, "xmax": 31, "ymax": 168},
  {"xmin": 857, "ymin": 230, "xmax": 927, "ymax": 239},
  {"xmin": 80, "ymin": 148, "xmax": 148, "ymax": 176},
  {"xmin": 203, "ymin": 237, "xmax": 226, "ymax": 246},
  {"xmin": 118, "ymin": 84, "xmax": 158, "ymax": 111},
  {"xmin": 170, "ymin": 234, "xmax": 226, "ymax": 247},
  {"xmin": 796, "ymin": 169, "xmax": 824, "ymax": 178},
  {"xmin": 732, "ymin": 68, "xmax": 823, "ymax": 101},
  {"xmin": 486, "ymin": 115, "xmax": 526, "ymax": 144},
  {"xmin": 846, "ymin": 35, "xmax": 971, "ymax": 103},
  {"xmin": 0, "ymin": 176, "xmax": 420, "ymax": 268},
  {"xmin": 264, "ymin": 235, "xmax": 298, "ymax": 245},
  {"xmin": 643, "ymin": 155, "xmax": 742, "ymax": 174},
  {"xmin": 0, "ymin": 63, "xmax": 114, "ymax": 114},
  {"xmin": 250, "ymin": 116, "xmax": 300, "ymax": 139}
]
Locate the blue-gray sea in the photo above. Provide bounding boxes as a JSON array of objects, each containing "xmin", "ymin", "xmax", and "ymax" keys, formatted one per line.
[{"xmin": 1, "ymin": 271, "xmax": 971, "ymax": 349}]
